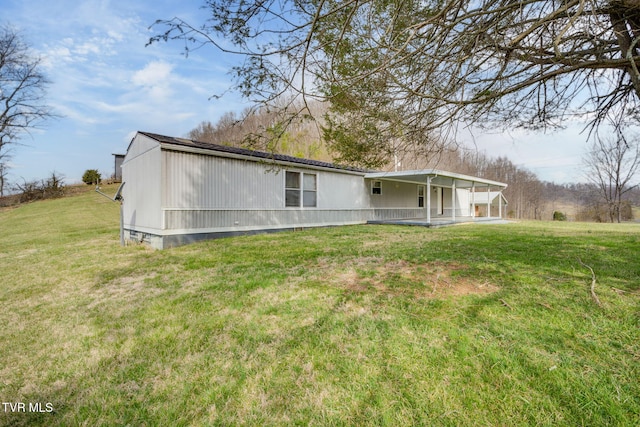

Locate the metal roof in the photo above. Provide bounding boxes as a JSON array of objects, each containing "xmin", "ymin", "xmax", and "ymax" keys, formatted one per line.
[
  {"xmin": 138, "ymin": 131, "xmax": 369, "ymax": 174},
  {"xmin": 364, "ymin": 169, "xmax": 508, "ymax": 188}
]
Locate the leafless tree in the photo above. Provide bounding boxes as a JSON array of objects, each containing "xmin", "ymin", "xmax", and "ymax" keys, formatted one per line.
[
  {"xmin": 583, "ymin": 131, "xmax": 640, "ymax": 222},
  {"xmin": 0, "ymin": 25, "xmax": 53, "ymax": 177},
  {"xmin": 0, "ymin": 162, "xmax": 7, "ymax": 197},
  {"xmin": 188, "ymin": 102, "xmax": 333, "ymax": 161},
  {"xmin": 467, "ymin": 154, "xmax": 546, "ymax": 219},
  {"xmin": 151, "ymin": 0, "xmax": 640, "ymax": 166},
  {"xmin": 13, "ymin": 171, "xmax": 64, "ymax": 203}
]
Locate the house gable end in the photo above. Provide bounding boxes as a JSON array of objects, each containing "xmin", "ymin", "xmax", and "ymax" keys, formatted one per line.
[{"xmin": 124, "ymin": 133, "xmax": 161, "ymax": 163}]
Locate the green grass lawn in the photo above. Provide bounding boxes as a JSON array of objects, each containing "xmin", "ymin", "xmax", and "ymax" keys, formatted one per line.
[{"xmin": 1, "ymin": 187, "xmax": 639, "ymax": 426}]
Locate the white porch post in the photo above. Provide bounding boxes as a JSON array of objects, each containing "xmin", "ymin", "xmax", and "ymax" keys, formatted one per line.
[
  {"xmin": 498, "ymin": 191, "xmax": 502, "ymax": 219},
  {"xmin": 451, "ymin": 180, "xmax": 456, "ymax": 222},
  {"xmin": 471, "ymin": 181, "xmax": 476, "ymax": 218},
  {"xmin": 487, "ymin": 186, "xmax": 491, "ymax": 218},
  {"xmin": 426, "ymin": 177, "xmax": 431, "ymax": 224}
]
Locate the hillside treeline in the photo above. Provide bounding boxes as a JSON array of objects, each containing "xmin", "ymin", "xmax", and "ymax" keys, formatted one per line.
[{"xmin": 188, "ymin": 105, "xmax": 332, "ymax": 162}]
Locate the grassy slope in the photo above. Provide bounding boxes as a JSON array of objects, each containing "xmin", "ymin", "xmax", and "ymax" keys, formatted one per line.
[{"xmin": 0, "ymin": 188, "xmax": 639, "ymax": 426}]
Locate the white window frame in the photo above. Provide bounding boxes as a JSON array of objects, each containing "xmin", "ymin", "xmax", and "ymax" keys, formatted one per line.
[
  {"xmin": 302, "ymin": 173, "xmax": 317, "ymax": 208},
  {"xmin": 285, "ymin": 171, "xmax": 301, "ymax": 207},
  {"xmin": 371, "ymin": 180, "xmax": 382, "ymax": 195},
  {"xmin": 285, "ymin": 170, "xmax": 317, "ymax": 208},
  {"xmin": 418, "ymin": 185, "xmax": 425, "ymax": 208}
]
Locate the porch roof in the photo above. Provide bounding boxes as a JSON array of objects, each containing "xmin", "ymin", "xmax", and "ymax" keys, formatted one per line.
[
  {"xmin": 472, "ymin": 191, "xmax": 509, "ymax": 205},
  {"xmin": 364, "ymin": 169, "xmax": 508, "ymax": 189}
]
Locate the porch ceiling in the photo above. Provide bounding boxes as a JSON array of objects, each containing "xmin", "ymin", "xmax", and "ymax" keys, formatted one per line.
[{"xmin": 364, "ymin": 169, "xmax": 508, "ymax": 189}]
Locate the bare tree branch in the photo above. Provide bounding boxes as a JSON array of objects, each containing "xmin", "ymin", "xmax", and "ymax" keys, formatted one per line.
[
  {"xmin": 578, "ymin": 257, "xmax": 603, "ymax": 308},
  {"xmin": 0, "ymin": 25, "xmax": 55, "ymax": 171},
  {"xmin": 150, "ymin": 0, "xmax": 640, "ymax": 166}
]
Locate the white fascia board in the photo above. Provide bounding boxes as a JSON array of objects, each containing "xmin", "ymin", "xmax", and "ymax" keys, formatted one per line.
[{"xmin": 364, "ymin": 169, "xmax": 508, "ymax": 188}]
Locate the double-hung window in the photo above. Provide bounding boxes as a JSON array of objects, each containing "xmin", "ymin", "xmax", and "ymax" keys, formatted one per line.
[
  {"xmin": 302, "ymin": 174, "xmax": 317, "ymax": 207},
  {"xmin": 285, "ymin": 171, "xmax": 301, "ymax": 207},
  {"xmin": 418, "ymin": 185, "xmax": 425, "ymax": 208},
  {"xmin": 285, "ymin": 171, "xmax": 317, "ymax": 207},
  {"xmin": 371, "ymin": 180, "xmax": 382, "ymax": 195}
]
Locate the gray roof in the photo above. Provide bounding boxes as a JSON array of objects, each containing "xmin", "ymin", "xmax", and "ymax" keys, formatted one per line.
[
  {"xmin": 365, "ymin": 169, "xmax": 508, "ymax": 188},
  {"xmin": 139, "ymin": 131, "xmax": 369, "ymax": 174}
]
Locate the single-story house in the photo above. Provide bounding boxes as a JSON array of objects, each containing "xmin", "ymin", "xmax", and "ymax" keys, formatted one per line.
[{"xmin": 121, "ymin": 131, "xmax": 508, "ymax": 249}]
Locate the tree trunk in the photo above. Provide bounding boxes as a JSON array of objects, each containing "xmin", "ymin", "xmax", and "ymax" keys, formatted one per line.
[{"xmin": 611, "ymin": 4, "xmax": 640, "ymax": 98}]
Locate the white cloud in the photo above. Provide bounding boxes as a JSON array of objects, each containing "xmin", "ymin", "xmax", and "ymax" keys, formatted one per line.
[
  {"xmin": 129, "ymin": 61, "xmax": 177, "ymax": 103},
  {"xmin": 42, "ymin": 33, "xmax": 122, "ymax": 68},
  {"xmin": 5, "ymin": 0, "xmax": 246, "ymax": 182},
  {"xmin": 132, "ymin": 61, "xmax": 174, "ymax": 87},
  {"xmin": 107, "ymin": 30, "xmax": 125, "ymax": 42},
  {"xmin": 91, "ymin": 100, "xmax": 139, "ymax": 114},
  {"xmin": 41, "ymin": 46, "xmax": 73, "ymax": 67},
  {"xmin": 52, "ymin": 103, "xmax": 101, "ymax": 125},
  {"xmin": 73, "ymin": 40, "xmax": 104, "ymax": 56}
]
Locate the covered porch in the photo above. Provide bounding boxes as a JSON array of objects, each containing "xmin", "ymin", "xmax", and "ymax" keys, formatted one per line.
[{"xmin": 364, "ymin": 169, "xmax": 508, "ymax": 226}]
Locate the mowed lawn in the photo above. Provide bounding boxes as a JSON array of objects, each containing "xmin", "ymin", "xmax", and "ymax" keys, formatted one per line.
[{"xmin": 1, "ymin": 186, "xmax": 639, "ymax": 426}]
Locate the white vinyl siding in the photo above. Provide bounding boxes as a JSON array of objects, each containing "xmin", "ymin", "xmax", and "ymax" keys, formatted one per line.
[
  {"xmin": 121, "ymin": 141, "xmax": 163, "ymax": 230},
  {"xmin": 369, "ymin": 180, "xmax": 417, "ymax": 208},
  {"xmin": 163, "ymin": 151, "xmax": 285, "ymax": 209},
  {"xmin": 161, "ymin": 150, "xmax": 367, "ymax": 212}
]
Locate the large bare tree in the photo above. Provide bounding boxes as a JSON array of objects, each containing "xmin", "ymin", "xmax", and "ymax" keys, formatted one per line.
[
  {"xmin": 151, "ymin": 0, "xmax": 640, "ymax": 167},
  {"xmin": 0, "ymin": 25, "xmax": 53, "ymax": 185},
  {"xmin": 583, "ymin": 131, "xmax": 640, "ymax": 222}
]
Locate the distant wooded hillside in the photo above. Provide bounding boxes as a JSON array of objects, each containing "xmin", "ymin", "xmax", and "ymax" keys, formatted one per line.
[{"xmin": 187, "ymin": 107, "xmax": 638, "ymax": 222}]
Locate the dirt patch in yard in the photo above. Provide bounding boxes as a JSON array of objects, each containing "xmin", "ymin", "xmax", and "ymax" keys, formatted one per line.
[{"xmin": 329, "ymin": 260, "xmax": 498, "ymax": 299}]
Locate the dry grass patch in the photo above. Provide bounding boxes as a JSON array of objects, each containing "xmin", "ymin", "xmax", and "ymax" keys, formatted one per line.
[
  {"xmin": 86, "ymin": 273, "xmax": 160, "ymax": 310},
  {"xmin": 328, "ymin": 260, "xmax": 499, "ymax": 299}
]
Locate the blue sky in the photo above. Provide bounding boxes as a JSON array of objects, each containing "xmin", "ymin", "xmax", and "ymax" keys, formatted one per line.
[
  {"xmin": 4, "ymin": 0, "xmax": 588, "ymax": 185},
  {"xmin": 4, "ymin": 0, "xmax": 246, "ymax": 185}
]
